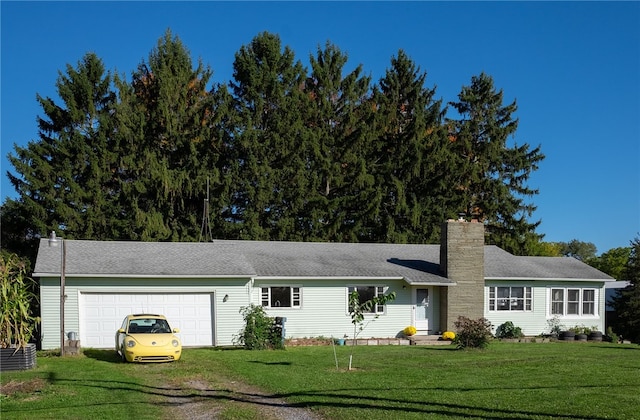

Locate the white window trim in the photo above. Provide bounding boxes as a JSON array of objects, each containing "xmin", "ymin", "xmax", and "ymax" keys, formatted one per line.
[
  {"xmin": 261, "ymin": 285, "xmax": 302, "ymax": 309},
  {"xmin": 347, "ymin": 285, "xmax": 389, "ymax": 315},
  {"xmin": 547, "ymin": 287, "xmax": 598, "ymax": 317},
  {"xmin": 488, "ymin": 286, "xmax": 533, "ymax": 312}
]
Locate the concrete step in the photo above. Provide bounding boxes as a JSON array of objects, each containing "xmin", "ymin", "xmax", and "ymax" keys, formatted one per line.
[{"xmin": 408, "ymin": 335, "xmax": 453, "ymax": 346}]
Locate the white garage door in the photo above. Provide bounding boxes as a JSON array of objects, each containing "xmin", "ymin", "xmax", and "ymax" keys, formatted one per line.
[{"xmin": 80, "ymin": 293, "xmax": 214, "ymax": 348}]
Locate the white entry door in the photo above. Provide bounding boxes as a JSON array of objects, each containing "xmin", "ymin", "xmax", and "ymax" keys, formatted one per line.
[{"xmin": 414, "ymin": 288, "xmax": 429, "ymax": 333}]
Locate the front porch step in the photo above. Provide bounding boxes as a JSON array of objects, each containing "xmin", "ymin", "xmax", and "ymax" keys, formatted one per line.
[{"xmin": 408, "ymin": 335, "xmax": 453, "ymax": 346}]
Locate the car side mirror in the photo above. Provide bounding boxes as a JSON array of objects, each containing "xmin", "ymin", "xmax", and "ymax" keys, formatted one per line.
[
  {"xmin": 173, "ymin": 328, "xmax": 180, "ymax": 333},
  {"xmin": 117, "ymin": 328, "xmax": 125, "ymax": 333}
]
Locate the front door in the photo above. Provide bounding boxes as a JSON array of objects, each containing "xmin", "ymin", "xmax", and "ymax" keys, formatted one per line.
[{"xmin": 414, "ymin": 288, "xmax": 429, "ymax": 333}]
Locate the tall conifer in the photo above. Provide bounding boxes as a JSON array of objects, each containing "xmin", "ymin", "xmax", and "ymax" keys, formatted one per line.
[
  {"xmin": 8, "ymin": 53, "xmax": 118, "ymax": 240},
  {"xmin": 305, "ymin": 42, "xmax": 375, "ymax": 241},
  {"xmin": 447, "ymin": 73, "xmax": 544, "ymax": 253},
  {"xmin": 369, "ymin": 50, "xmax": 446, "ymax": 243},
  {"xmin": 228, "ymin": 32, "xmax": 309, "ymax": 240},
  {"xmin": 114, "ymin": 30, "xmax": 223, "ymax": 241}
]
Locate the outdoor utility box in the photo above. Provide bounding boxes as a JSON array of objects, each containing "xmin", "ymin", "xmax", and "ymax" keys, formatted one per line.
[
  {"xmin": 64, "ymin": 332, "xmax": 81, "ymax": 355},
  {"xmin": 274, "ymin": 317, "xmax": 287, "ymax": 344}
]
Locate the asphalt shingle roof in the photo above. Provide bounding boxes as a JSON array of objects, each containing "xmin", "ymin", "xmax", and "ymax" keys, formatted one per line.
[{"xmin": 33, "ymin": 239, "xmax": 613, "ymax": 283}]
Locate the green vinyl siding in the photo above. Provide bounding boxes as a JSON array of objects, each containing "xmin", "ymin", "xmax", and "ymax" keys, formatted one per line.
[
  {"xmin": 484, "ymin": 280, "xmax": 607, "ymax": 336},
  {"xmin": 254, "ymin": 279, "xmax": 411, "ymax": 340},
  {"xmin": 38, "ymin": 276, "xmax": 251, "ymax": 349}
]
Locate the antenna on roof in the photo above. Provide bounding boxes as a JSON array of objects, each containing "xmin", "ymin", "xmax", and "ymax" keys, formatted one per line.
[{"xmin": 199, "ymin": 177, "xmax": 213, "ymax": 242}]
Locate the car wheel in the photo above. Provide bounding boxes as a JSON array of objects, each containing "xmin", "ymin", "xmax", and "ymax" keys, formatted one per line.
[{"xmin": 120, "ymin": 346, "xmax": 126, "ymax": 362}]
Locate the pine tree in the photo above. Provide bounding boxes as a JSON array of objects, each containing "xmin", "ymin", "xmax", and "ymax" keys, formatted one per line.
[
  {"xmin": 5, "ymin": 33, "xmax": 551, "ymax": 254},
  {"xmin": 7, "ymin": 53, "xmax": 118, "ymax": 240},
  {"xmin": 114, "ymin": 30, "xmax": 224, "ymax": 241},
  {"xmin": 227, "ymin": 32, "xmax": 310, "ymax": 240},
  {"xmin": 611, "ymin": 237, "xmax": 640, "ymax": 343},
  {"xmin": 304, "ymin": 42, "xmax": 375, "ymax": 242},
  {"xmin": 368, "ymin": 50, "xmax": 446, "ymax": 243},
  {"xmin": 446, "ymin": 73, "xmax": 544, "ymax": 254}
]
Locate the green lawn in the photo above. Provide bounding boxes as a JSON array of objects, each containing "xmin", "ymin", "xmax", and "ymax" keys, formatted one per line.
[{"xmin": 1, "ymin": 341, "xmax": 639, "ymax": 419}]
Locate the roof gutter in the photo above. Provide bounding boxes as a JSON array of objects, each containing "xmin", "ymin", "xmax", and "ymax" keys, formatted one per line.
[
  {"xmin": 32, "ymin": 273, "xmax": 254, "ymax": 279},
  {"xmin": 485, "ymin": 277, "xmax": 615, "ymax": 282}
]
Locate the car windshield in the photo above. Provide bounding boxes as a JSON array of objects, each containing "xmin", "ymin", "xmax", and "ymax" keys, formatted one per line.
[{"xmin": 128, "ymin": 318, "xmax": 171, "ymax": 334}]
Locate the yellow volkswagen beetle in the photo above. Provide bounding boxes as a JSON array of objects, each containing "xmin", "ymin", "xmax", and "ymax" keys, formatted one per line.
[{"xmin": 116, "ymin": 314, "xmax": 182, "ymax": 362}]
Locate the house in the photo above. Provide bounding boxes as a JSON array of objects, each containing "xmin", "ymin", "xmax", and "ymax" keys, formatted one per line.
[{"xmin": 33, "ymin": 220, "xmax": 614, "ymax": 350}]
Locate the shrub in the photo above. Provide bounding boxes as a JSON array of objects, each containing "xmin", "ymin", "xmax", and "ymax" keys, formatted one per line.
[
  {"xmin": 605, "ymin": 326, "xmax": 619, "ymax": 343},
  {"xmin": 495, "ymin": 321, "xmax": 524, "ymax": 339},
  {"xmin": 453, "ymin": 316, "xmax": 492, "ymax": 349},
  {"xmin": 546, "ymin": 316, "xmax": 563, "ymax": 336},
  {"xmin": 234, "ymin": 305, "xmax": 284, "ymax": 350},
  {"xmin": 403, "ymin": 326, "xmax": 417, "ymax": 336}
]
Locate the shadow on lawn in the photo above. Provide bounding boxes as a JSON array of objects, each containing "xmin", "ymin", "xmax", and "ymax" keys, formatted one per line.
[
  {"xmin": 82, "ymin": 348, "xmax": 122, "ymax": 363},
  {"xmin": 220, "ymin": 386, "xmax": 622, "ymax": 420},
  {"xmin": 6, "ymin": 361, "xmax": 624, "ymax": 420},
  {"xmin": 248, "ymin": 360, "xmax": 292, "ymax": 366},
  {"xmin": 22, "ymin": 347, "xmax": 631, "ymax": 420}
]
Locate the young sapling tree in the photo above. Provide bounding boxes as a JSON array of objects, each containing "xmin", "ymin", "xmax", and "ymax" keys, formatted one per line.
[{"xmin": 347, "ymin": 289, "xmax": 396, "ymax": 370}]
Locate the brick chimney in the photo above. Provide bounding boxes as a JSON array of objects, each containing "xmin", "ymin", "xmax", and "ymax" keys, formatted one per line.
[{"xmin": 439, "ymin": 219, "xmax": 485, "ymax": 332}]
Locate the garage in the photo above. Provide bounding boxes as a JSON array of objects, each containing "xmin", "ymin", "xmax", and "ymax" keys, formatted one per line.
[{"xmin": 79, "ymin": 293, "xmax": 214, "ymax": 348}]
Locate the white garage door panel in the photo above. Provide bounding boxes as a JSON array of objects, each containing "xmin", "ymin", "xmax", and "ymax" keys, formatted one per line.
[{"xmin": 80, "ymin": 293, "xmax": 214, "ymax": 349}]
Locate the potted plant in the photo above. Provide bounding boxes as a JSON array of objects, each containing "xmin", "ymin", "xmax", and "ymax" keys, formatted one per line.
[
  {"xmin": 546, "ymin": 316, "xmax": 563, "ymax": 339},
  {"xmin": 403, "ymin": 326, "xmax": 417, "ymax": 337},
  {"xmin": 588, "ymin": 325, "xmax": 603, "ymax": 341},
  {"xmin": 560, "ymin": 328, "xmax": 575, "ymax": 341},
  {"xmin": 572, "ymin": 325, "xmax": 589, "ymax": 342},
  {"xmin": 1, "ymin": 252, "xmax": 40, "ymax": 371}
]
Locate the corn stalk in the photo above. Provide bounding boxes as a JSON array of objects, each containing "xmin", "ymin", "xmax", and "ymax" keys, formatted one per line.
[{"xmin": 0, "ymin": 252, "xmax": 40, "ymax": 350}]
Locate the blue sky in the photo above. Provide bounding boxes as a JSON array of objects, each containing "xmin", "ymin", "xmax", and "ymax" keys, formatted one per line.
[{"xmin": 2, "ymin": 1, "xmax": 639, "ymax": 254}]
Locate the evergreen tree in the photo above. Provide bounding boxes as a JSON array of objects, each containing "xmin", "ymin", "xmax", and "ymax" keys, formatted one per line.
[
  {"xmin": 114, "ymin": 30, "xmax": 224, "ymax": 241},
  {"xmin": 227, "ymin": 32, "xmax": 310, "ymax": 240},
  {"xmin": 368, "ymin": 50, "xmax": 446, "ymax": 243},
  {"xmin": 447, "ymin": 73, "xmax": 544, "ymax": 254},
  {"xmin": 304, "ymin": 42, "xmax": 375, "ymax": 242},
  {"xmin": 7, "ymin": 53, "xmax": 118, "ymax": 240},
  {"xmin": 611, "ymin": 236, "xmax": 640, "ymax": 343},
  {"xmin": 0, "ymin": 199, "xmax": 40, "ymax": 262},
  {"xmin": 4, "ymin": 32, "xmax": 552, "ymax": 254}
]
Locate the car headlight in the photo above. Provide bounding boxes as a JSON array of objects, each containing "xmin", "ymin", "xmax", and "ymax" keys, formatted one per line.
[
  {"xmin": 126, "ymin": 339, "xmax": 136, "ymax": 348},
  {"xmin": 172, "ymin": 339, "xmax": 180, "ymax": 347}
]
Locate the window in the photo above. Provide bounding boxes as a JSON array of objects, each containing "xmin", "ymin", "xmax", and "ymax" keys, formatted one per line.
[
  {"xmin": 348, "ymin": 286, "xmax": 387, "ymax": 314},
  {"xmin": 488, "ymin": 286, "xmax": 532, "ymax": 311},
  {"xmin": 261, "ymin": 287, "xmax": 301, "ymax": 308},
  {"xmin": 551, "ymin": 289, "xmax": 564, "ymax": 315},
  {"xmin": 549, "ymin": 288, "xmax": 597, "ymax": 316},
  {"xmin": 582, "ymin": 289, "xmax": 595, "ymax": 315},
  {"xmin": 567, "ymin": 289, "xmax": 580, "ymax": 315}
]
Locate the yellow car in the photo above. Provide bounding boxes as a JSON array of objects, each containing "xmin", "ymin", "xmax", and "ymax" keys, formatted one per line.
[{"xmin": 116, "ymin": 314, "xmax": 182, "ymax": 362}]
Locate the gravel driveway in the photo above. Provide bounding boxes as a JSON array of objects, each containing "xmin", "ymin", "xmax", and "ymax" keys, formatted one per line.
[{"xmin": 161, "ymin": 378, "xmax": 323, "ymax": 420}]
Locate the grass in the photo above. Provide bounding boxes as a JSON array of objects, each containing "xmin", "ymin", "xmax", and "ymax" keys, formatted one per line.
[{"xmin": 1, "ymin": 341, "xmax": 639, "ymax": 419}]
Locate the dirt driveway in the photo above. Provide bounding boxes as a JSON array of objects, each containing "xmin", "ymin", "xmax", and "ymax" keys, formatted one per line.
[{"xmin": 161, "ymin": 376, "xmax": 324, "ymax": 420}]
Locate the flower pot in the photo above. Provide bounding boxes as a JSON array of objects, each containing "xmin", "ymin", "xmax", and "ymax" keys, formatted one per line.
[
  {"xmin": 575, "ymin": 333, "xmax": 588, "ymax": 342},
  {"xmin": 588, "ymin": 331, "xmax": 603, "ymax": 342},
  {"xmin": 0, "ymin": 344, "xmax": 37, "ymax": 371},
  {"xmin": 560, "ymin": 331, "xmax": 575, "ymax": 341}
]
